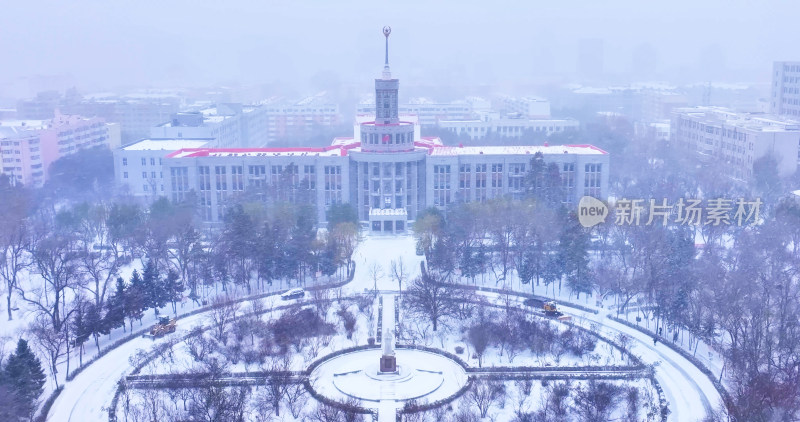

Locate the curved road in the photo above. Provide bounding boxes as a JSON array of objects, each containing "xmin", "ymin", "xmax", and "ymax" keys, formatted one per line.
[
  {"xmin": 478, "ymin": 290, "xmax": 723, "ymax": 422},
  {"xmin": 48, "ymin": 235, "xmax": 722, "ymax": 422}
]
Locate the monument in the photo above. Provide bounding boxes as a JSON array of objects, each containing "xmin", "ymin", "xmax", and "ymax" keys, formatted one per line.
[{"xmin": 379, "ymin": 329, "xmax": 397, "ymax": 373}]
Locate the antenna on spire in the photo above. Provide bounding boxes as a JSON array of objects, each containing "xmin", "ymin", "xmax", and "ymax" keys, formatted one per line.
[
  {"xmin": 383, "ymin": 26, "xmax": 391, "ymax": 65},
  {"xmin": 382, "ymin": 26, "xmax": 392, "ymax": 79}
]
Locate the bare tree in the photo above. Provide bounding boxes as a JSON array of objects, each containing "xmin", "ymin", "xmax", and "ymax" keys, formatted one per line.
[
  {"xmin": 20, "ymin": 221, "xmax": 80, "ymax": 336},
  {"xmin": 76, "ymin": 203, "xmax": 124, "ymax": 307},
  {"xmin": 207, "ymin": 296, "xmax": 238, "ymax": 345},
  {"xmin": 259, "ymin": 354, "xmax": 292, "ymax": 417},
  {"xmin": 403, "ymin": 277, "xmax": 454, "ymax": 332},
  {"xmin": 311, "ymin": 288, "xmax": 332, "ymax": 320},
  {"xmin": 0, "ymin": 208, "xmax": 29, "ymax": 321},
  {"xmin": 330, "ymin": 222, "xmax": 360, "ymax": 272},
  {"xmin": 368, "ymin": 262, "xmax": 383, "ymax": 292},
  {"xmin": 467, "ymin": 321, "xmax": 491, "ymax": 368},
  {"xmin": 571, "ymin": 380, "xmax": 623, "ymax": 422},
  {"xmin": 306, "ymin": 397, "xmax": 365, "ymax": 422},
  {"xmin": 468, "ymin": 377, "xmax": 505, "ymax": 418},
  {"xmin": 29, "ymin": 314, "xmax": 66, "ymax": 387},
  {"xmin": 283, "ymin": 382, "xmax": 308, "ymax": 418},
  {"xmin": 390, "ymin": 257, "xmax": 406, "ymax": 293}
]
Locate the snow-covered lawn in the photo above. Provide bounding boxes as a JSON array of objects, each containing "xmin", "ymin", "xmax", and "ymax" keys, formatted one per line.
[{"xmin": 33, "ymin": 233, "xmax": 725, "ymax": 422}]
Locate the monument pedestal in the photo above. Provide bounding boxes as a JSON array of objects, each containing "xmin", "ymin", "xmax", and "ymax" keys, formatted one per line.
[{"xmin": 379, "ymin": 354, "xmax": 397, "ymax": 373}]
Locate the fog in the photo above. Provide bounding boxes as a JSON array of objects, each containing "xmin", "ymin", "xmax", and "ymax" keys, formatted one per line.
[{"xmin": 1, "ymin": 0, "xmax": 796, "ymax": 97}]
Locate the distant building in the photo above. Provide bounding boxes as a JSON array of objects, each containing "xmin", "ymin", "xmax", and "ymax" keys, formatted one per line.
[
  {"xmin": 62, "ymin": 93, "xmax": 181, "ymax": 143},
  {"xmin": 0, "ymin": 112, "xmax": 119, "ymax": 187},
  {"xmin": 363, "ymin": 95, "xmax": 572, "ymax": 141},
  {"xmin": 262, "ymin": 94, "xmax": 340, "ymax": 144},
  {"xmin": 114, "ymin": 29, "xmax": 609, "ymax": 230},
  {"xmin": 357, "ymin": 97, "xmax": 479, "ymax": 126},
  {"xmin": 438, "ymin": 112, "xmax": 579, "ymax": 140},
  {"xmin": 770, "ymin": 61, "xmax": 800, "ymax": 118},
  {"xmin": 640, "ymin": 90, "xmax": 688, "ymax": 122},
  {"xmin": 15, "ymin": 91, "xmax": 61, "ymax": 119},
  {"xmin": 671, "ymin": 106, "xmax": 800, "ymax": 179},
  {"xmin": 634, "ymin": 120, "xmax": 670, "ymax": 141},
  {"xmin": 151, "ymin": 109, "xmax": 244, "ymax": 148},
  {"xmin": 497, "ymin": 96, "xmax": 551, "ymax": 118}
]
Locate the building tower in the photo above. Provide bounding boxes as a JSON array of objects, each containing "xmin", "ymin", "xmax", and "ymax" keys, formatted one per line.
[
  {"xmin": 360, "ymin": 26, "xmax": 414, "ymax": 154},
  {"xmin": 350, "ymin": 26, "xmax": 427, "ymax": 230}
]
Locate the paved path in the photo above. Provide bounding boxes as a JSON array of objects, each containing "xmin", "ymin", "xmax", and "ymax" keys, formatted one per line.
[{"xmin": 377, "ymin": 293, "xmax": 398, "ymax": 422}]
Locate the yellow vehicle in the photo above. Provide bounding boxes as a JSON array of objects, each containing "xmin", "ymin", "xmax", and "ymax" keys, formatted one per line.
[
  {"xmin": 543, "ymin": 301, "xmax": 560, "ymax": 316},
  {"xmin": 524, "ymin": 298, "xmax": 565, "ymax": 318},
  {"xmin": 147, "ymin": 316, "xmax": 176, "ymax": 338}
]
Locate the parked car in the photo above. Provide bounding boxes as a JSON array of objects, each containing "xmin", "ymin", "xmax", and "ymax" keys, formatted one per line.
[{"xmin": 281, "ymin": 288, "xmax": 305, "ymax": 300}]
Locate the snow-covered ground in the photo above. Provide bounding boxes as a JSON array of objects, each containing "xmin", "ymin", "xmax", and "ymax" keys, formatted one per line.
[{"xmin": 39, "ymin": 233, "xmax": 724, "ymax": 422}]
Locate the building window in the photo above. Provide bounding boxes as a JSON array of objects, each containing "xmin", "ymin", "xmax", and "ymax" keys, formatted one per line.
[
  {"xmin": 142, "ymin": 172, "xmax": 147, "ymax": 179},
  {"xmin": 150, "ymin": 158, "xmax": 155, "ymax": 166},
  {"xmin": 151, "ymin": 171, "xmax": 156, "ymax": 179},
  {"xmin": 490, "ymin": 163, "xmax": 503, "ymax": 197},
  {"xmin": 324, "ymin": 165, "xmax": 342, "ymax": 206},
  {"xmin": 141, "ymin": 158, "xmax": 146, "ymax": 166},
  {"xmin": 123, "ymin": 171, "xmax": 128, "ymax": 179},
  {"xmin": 562, "ymin": 163, "xmax": 575, "ymax": 204},
  {"xmin": 122, "ymin": 158, "xmax": 128, "ymax": 166},
  {"xmin": 303, "ymin": 165, "xmax": 316, "ymax": 190},
  {"xmin": 584, "ymin": 163, "xmax": 602, "ymax": 197},
  {"xmin": 459, "ymin": 163, "xmax": 471, "ymax": 201},
  {"xmin": 249, "ymin": 165, "xmax": 266, "ymax": 188},
  {"xmin": 170, "ymin": 167, "xmax": 189, "ymax": 202},
  {"xmin": 475, "ymin": 163, "xmax": 487, "ymax": 202},
  {"xmin": 433, "ymin": 165, "xmax": 451, "ymax": 207},
  {"xmin": 197, "ymin": 166, "xmax": 212, "ymax": 220},
  {"xmin": 232, "ymin": 166, "xmax": 244, "ymax": 191},
  {"xmin": 215, "ymin": 166, "xmax": 227, "ymax": 190},
  {"xmin": 508, "ymin": 163, "xmax": 525, "ymax": 199}
]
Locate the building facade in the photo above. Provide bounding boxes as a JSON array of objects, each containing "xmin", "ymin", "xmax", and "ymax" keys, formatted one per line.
[
  {"xmin": 114, "ymin": 30, "xmax": 609, "ymax": 231},
  {"xmin": 113, "ymin": 138, "xmax": 213, "ymax": 200},
  {"xmin": 438, "ymin": 113, "xmax": 579, "ymax": 140},
  {"xmin": 262, "ymin": 94, "xmax": 340, "ymax": 144},
  {"xmin": 771, "ymin": 61, "xmax": 800, "ymax": 118},
  {"xmin": 671, "ymin": 106, "xmax": 800, "ymax": 180},
  {"xmin": 0, "ymin": 112, "xmax": 120, "ymax": 187}
]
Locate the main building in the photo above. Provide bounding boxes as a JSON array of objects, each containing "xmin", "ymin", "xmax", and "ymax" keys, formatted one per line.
[{"xmin": 114, "ymin": 28, "xmax": 609, "ymax": 232}]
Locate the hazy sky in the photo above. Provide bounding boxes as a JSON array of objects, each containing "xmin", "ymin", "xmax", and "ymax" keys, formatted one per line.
[{"xmin": 1, "ymin": 0, "xmax": 797, "ymax": 97}]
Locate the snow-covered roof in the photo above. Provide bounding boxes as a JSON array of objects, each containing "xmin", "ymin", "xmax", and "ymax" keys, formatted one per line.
[
  {"xmin": 123, "ymin": 138, "xmax": 212, "ymax": 151},
  {"xmin": 428, "ymin": 144, "xmax": 607, "ymax": 156},
  {"xmin": 674, "ymin": 107, "xmax": 800, "ymax": 132},
  {"xmin": 167, "ymin": 146, "xmax": 346, "ymax": 159}
]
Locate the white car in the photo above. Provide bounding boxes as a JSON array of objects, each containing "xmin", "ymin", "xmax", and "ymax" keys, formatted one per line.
[{"xmin": 281, "ymin": 288, "xmax": 305, "ymax": 300}]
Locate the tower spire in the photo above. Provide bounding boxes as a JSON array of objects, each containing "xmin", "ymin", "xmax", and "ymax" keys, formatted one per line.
[{"xmin": 382, "ymin": 26, "xmax": 392, "ymax": 79}]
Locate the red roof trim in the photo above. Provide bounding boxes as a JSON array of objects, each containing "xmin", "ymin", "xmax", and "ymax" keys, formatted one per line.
[{"xmin": 565, "ymin": 144, "xmax": 609, "ymax": 154}]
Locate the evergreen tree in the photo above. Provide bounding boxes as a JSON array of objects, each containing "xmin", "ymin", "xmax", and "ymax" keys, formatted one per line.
[
  {"xmin": 104, "ymin": 277, "xmax": 127, "ymax": 332},
  {"xmin": 221, "ymin": 205, "xmax": 257, "ymax": 292},
  {"xmin": 0, "ymin": 367, "xmax": 19, "ymax": 422},
  {"xmin": 326, "ymin": 203, "xmax": 359, "ymax": 227},
  {"xmin": 164, "ymin": 269, "xmax": 184, "ymax": 313},
  {"xmin": 557, "ymin": 214, "xmax": 592, "ymax": 298},
  {"xmin": 2, "ymin": 339, "xmax": 46, "ymax": 420},
  {"xmin": 71, "ymin": 301, "xmax": 90, "ymax": 366},
  {"xmin": 84, "ymin": 301, "xmax": 108, "ymax": 353},
  {"xmin": 525, "ymin": 152, "xmax": 565, "ymax": 209},
  {"xmin": 141, "ymin": 260, "xmax": 166, "ymax": 315},
  {"xmin": 125, "ymin": 270, "xmax": 146, "ymax": 329}
]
